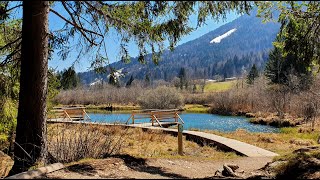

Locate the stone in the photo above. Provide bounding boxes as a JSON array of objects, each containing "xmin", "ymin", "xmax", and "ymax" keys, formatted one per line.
[
  {"xmin": 293, "ymin": 146, "xmax": 320, "ymax": 154},
  {"xmin": 222, "ymin": 164, "xmax": 237, "ymax": 177},
  {"xmin": 214, "ymin": 169, "xmax": 223, "ymax": 177},
  {"xmin": 225, "ymin": 163, "xmax": 239, "ymax": 171},
  {"xmin": 0, "ymin": 151, "xmax": 13, "ymax": 178}
]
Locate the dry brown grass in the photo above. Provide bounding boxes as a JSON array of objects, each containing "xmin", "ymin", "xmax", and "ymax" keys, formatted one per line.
[
  {"xmin": 202, "ymin": 128, "xmax": 320, "ymax": 156},
  {"xmin": 47, "ymin": 124, "xmax": 238, "ymax": 162},
  {"xmin": 121, "ymin": 128, "xmax": 238, "ymax": 160},
  {"xmin": 47, "ymin": 123, "xmax": 129, "ymax": 163}
]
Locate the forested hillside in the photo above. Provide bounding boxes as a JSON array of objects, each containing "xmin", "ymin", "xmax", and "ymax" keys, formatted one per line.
[{"xmin": 79, "ymin": 9, "xmax": 280, "ymax": 85}]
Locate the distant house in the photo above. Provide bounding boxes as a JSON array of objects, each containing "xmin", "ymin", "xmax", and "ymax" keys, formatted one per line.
[{"xmin": 225, "ymin": 77, "xmax": 237, "ymax": 81}]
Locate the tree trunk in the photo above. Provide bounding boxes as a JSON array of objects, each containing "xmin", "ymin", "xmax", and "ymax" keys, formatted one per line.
[{"xmin": 9, "ymin": 1, "xmax": 49, "ymax": 175}]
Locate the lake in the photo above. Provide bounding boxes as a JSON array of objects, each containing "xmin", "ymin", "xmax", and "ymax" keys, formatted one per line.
[{"xmin": 87, "ymin": 112, "xmax": 279, "ymax": 133}]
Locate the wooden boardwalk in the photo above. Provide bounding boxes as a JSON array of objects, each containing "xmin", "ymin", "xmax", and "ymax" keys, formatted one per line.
[{"xmin": 48, "ymin": 119, "xmax": 279, "ymax": 157}]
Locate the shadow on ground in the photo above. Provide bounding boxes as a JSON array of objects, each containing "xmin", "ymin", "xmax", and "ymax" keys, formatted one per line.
[
  {"xmin": 66, "ymin": 163, "xmax": 97, "ymax": 177},
  {"xmin": 110, "ymin": 154, "xmax": 189, "ymax": 179}
]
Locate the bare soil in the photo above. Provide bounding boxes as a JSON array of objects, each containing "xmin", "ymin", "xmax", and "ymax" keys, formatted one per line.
[{"xmin": 39, "ymin": 155, "xmax": 273, "ymax": 179}]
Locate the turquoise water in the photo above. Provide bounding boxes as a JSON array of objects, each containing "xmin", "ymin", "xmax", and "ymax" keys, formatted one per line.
[{"xmin": 88, "ymin": 112, "xmax": 279, "ymax": 133}]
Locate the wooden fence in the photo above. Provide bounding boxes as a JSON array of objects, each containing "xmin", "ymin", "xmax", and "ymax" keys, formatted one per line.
[
  {"xmin": 48, "ymin": 106, "xmax": 91, "ymax": 121},
  {"xmin": 125, "ymin": 109, "xmax": 184, "ymax": 127}
]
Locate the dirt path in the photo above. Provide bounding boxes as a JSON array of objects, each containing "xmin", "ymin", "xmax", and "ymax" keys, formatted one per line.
[{"xmin": 40, "ymin": 155, "xmax": 273, "ymax": 179}]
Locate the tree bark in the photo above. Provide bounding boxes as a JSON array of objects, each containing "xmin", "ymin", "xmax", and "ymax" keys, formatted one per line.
[{"xmin": 9, "ymin": 0, "xmax": 49, "ymax": 175}]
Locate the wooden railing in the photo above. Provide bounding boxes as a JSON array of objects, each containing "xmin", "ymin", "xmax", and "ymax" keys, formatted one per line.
[
  {"xmin": 125, "ymin": 109, "xmax": 184, "ymax": 127},
  {"xmin": 49, "ymin": 106, "xmax": 91, "ymax": 121}
]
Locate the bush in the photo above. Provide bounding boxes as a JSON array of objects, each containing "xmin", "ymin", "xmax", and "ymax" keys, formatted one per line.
[
  {"xmin": 54, "ymin": 84, "xmax": 145, "ymax": 105},
  {"xmin": 47, "ymin": 124, "xmax": 128, "ymax": 163},
  {"xmin": 137, "ymin": 86, "xmax": 184, "ymax": 109}
]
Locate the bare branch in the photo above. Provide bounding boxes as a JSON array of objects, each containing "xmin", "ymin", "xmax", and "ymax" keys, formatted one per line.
[
  {"xmin": 49, "ymin": 6, "xmax": 102, "ymax": 46},
  {"xmin": 5, "ymin": 4, "xmax": 23, "ymax": 12},
  {"xmin": 61, "ymin": 1, "xmax": 102, "ymax": 46}
]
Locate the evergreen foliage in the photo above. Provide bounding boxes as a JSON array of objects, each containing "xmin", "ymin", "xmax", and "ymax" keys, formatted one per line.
[
  {"xmin": 178, "ymin": 67, "xmax": 187, "ymax": 90},
  {"xmin": 59, "ymin": 67, "xmax": 79, "ymax": 90},
  {"xmin": 246, "ymin": 64, "xmax": 259, "ymax": 84},
  {"xmin": 126, "ymin": 75, "xmax": 134, "ymax": 87}
]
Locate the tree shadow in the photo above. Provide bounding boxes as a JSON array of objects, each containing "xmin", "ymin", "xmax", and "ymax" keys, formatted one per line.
[
  {"xmin": 66, "ymin": 163, "xmax": 97, "ymax": 177},
  {"xmin": 110, "ymin": 154, "xmax": 189, "ymax": 179}
]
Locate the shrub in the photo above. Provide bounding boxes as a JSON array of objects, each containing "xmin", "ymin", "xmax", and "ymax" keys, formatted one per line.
[
  {"xmin": 137, "ymin": 86, "xmax": 184, "ymax": 109},
  {"xmin": 47, "ymin": 124, "xmax": 128, "ymax": 163}
]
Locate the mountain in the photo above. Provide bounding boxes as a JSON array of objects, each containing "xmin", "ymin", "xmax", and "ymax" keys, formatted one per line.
[{"xmin": 78, "ymin": 10, "xmax": 280, "ymax": 85}]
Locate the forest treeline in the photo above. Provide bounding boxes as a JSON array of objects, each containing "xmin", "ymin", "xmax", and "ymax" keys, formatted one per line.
[{"xmin": 0, "ymin": 1, "xmax": 319, "ymax": 176}]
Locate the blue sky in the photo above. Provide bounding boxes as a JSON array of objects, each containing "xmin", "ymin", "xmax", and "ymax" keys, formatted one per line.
[{"xmin": 8, "ymin": 2, "xmax": 242, "ymax": 73}]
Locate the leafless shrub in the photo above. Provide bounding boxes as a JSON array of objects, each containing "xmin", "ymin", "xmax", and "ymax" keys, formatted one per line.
[
  {"xmin": 183, "ymin": 92, "xmax": 215, "ymax": 104},
  {"xmin": 47, "ymin": 124, "xmax": 128, "ymax": 163},
  {"xmin": 54, "ymin": 84, "xmax": 145, "ymax": 105},
  {"xmin": 137, "ymin": 86, "xmax": 184, "ymax": 109}
]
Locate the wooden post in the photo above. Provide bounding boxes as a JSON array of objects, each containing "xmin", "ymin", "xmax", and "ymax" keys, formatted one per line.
[
  {"xmin": 151, "ymin": 115, "xmax": 154, "ymax": 126},
  {"xmin": 178, "ymin": 123, "xmax": 183, "ymax": 155},
  {"xmin": 174, "ymin": 111, "xmax": 178, "ymax": 122}
]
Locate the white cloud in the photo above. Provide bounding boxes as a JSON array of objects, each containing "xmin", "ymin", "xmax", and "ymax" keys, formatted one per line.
[{"xmin": 210, "ymin": 28, "xmax": 237, "ymax": 43}]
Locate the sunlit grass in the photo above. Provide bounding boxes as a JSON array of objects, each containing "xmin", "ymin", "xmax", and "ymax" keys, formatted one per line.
[
  {"xmin": 203, "ymin": 127, "xmax": 320, "ymax": 156},
  {"xmin": 201, "ymin": 80, "xmax": 236, "ymax": 92},
  {"xmin": 47, "ymin": 124, "xmax": 239, "ymax": 161},
  {"xmin": 184, "ymin": 104, "xmax": 209, "ymax": 113}
]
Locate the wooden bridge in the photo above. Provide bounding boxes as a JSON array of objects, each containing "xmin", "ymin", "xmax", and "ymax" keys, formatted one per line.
[
  {"xmin": 48, "ymin": 106, "xmax": 91, "ymax": 121},
  {"xmin": 125, "ymin": 109, "xmax": 184, "ymax": 128},
  {"xmin": 46, "ymin": 108, "xmax": 279, "ymax": 157}
]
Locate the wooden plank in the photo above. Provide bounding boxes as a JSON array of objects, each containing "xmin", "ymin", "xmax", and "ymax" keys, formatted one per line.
[{"xmin": 5, "ymin": 163, "xmax": 64, "ymax": 179}]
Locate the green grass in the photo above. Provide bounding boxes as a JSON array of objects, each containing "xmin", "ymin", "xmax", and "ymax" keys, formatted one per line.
[
  {"xmin": 184, "ymin": 104, "xmax": 209, "ymax": 113},
  {"xmin": 280, "ymin": 127, "xmax": 319, "ymax": 141},
  {"xmin": 201, "ymin": 80, "xmax": 236, "ymax": 92}
]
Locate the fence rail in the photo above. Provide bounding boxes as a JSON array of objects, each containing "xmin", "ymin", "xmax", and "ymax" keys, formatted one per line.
[
  {"xmin": 126, "ymin": 109, "xmax": 184, "ymax": 128},
  {"xmin": 49, "ymin": 106, "xmax": 91, "ymax": 121}
]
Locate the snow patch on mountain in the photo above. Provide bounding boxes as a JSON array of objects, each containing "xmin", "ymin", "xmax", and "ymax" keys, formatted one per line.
[{"xmin": 210, "ymin": 28, "xmax": 237, "ymax": 43}]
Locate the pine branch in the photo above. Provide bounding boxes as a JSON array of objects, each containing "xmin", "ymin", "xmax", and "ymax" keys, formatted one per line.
[{"xmin": 50, "ymin": 5, "xmax": 103, "ymax": 46}]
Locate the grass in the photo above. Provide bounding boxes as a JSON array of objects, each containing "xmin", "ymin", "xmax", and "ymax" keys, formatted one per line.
[
  {"xmin": 71, "ymin": 104, "xmax": 210, "ymax": 114},
  {"xmin": 201, "ymin": 80, "xmax": 236, "ymax": 92},
  {"xmin": 120, "ymin": 128, "xmax": 238, "ymax": 160},
  {"xmin": 202, "ymin": 127, "xmax": 320, "ymax": 156},
  {"xmin": 47, "ymin": 123, "xmax": 239, "ymax": 161},
  {"xmin": 184, "ymin": 104, "xmax": 209, "ymax": 113},
  {"xmin": 271, "ymin": 148, "xmax": 320, "ymax": 179}
]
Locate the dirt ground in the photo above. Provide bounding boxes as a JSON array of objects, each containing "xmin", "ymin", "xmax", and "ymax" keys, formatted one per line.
[{"xmin": 39, "ymin": 155, "xmax": 273, "ymax": 179}]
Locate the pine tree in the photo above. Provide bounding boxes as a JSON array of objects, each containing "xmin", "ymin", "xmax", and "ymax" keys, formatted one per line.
[
  {"xmin": 264, "ymin": 47, "xmax": 288, "ymax": 84},
  {"xmin": 145, "ymin": 74, "xmax": 150, "ymax": 86},
  {"xmin": 60, "ymin": 67, "xmax": 79, "ymax": 90},
  {"xmin": 126, "ymin": 75, "xmax": 134, "ymax": 87},
  {"xmin": 178, "ymin": 67, "xmax": 186, "ymax": 90},
  {"xmin": 246, "ymin": 64, "xmax": 259, "ymax": 84}
]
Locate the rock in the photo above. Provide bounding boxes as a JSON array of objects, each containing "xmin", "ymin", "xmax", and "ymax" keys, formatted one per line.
[
  {"xmin": 214, "ymin": 169, "xmax": 223, "ymax": 177},
  {"xmin": 260, "ymin": 160, "xmax": 287, "ymax": 176},
  {"xmin": 307, "ymin": 158, "xmax": 320, "ymax": 166},
  {"xmin": 225, "ymin": 163, "xmax": 239, "ymax": 171},
  {"xmin": 289, "ymin": 139, "xmax": 313, "ymax": 146},
  {"xmin": 0, "ymin": 151, "xmax": 14, "ymax": 178},
  {"xmin": 293, "ymin": 146, "xmax": 320, "ymax": 154},
  {"xmin": 245, "ymin": 172, "xmax": 270, "ymax": 179},
  {"xmin": 245, "ymin": 113, "xmax": 256, "ymax": 118},
  {"xmin": 222, "ymin": 164, "xmax": 237, "ymax": 177}
]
